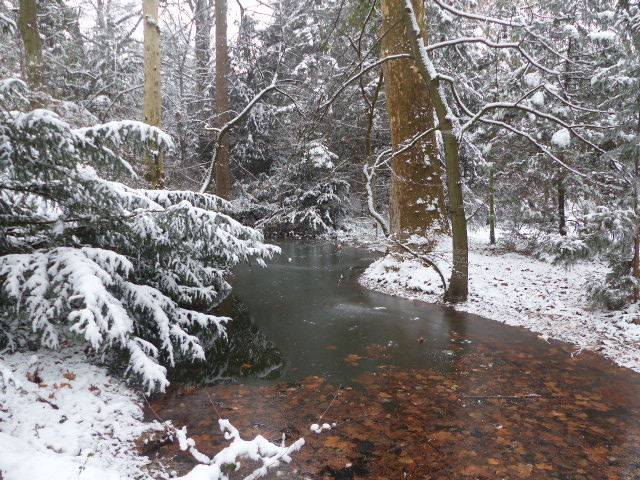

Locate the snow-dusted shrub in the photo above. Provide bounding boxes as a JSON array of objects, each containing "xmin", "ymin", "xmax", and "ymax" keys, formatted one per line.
[
  {"xmin": 0, "ymin": 79, "xmax": 278, "ymax": 392},
  {"xmin": 235, "ymin": 141, "xmax": 349, "ymax": 235},
  {"xmin": 503, "ymin": 206, "xmax": 639, "ymax": 309}
]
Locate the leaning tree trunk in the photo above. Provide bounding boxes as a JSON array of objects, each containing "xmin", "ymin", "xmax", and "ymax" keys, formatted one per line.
[
  {"xmin": 380, "ymin": 0, "xmax": 448, "ymax": 247},
  {"xmin": 143, "ymin": 0, "xmax": 165, "ymax": 188},
  {"xmin": 18, "ymin": 0, "xmax": 46, "ymax": 101},
  {"xmin": 402, "ymin": 0, "xmax": 469, "ymax": 302},
  {"xmin": 214, "ymin": 0, "xmax": 232, "ymax": 199}
]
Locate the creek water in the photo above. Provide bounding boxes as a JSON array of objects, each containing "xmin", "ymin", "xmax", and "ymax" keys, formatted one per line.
[
  {"xmin": 169, "ymin": 240, "xmax": 545, "ymax": 386},
  {"xmin": 148, "ymin": 240, "xmax": 640, "ymax": 479}
]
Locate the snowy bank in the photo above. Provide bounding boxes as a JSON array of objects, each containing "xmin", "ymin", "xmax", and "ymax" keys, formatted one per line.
[
  {"xmin": 0, "ymin": 350, "xmax": 164, "ymax": 480},
  {"xmin": 359, "ymin": 229, "xmax": 640, "ymax": 374}
]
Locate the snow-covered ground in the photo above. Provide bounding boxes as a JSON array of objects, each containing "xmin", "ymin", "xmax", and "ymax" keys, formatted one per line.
[
  {"xmin": 358, "ymin": 228, "xmax": 640, "ymax": 374},
  {"xmin": 0, "ymin": 349, "xmax": 165, "ymax": 480},
  {"xmin": 0, "ymin": 349, "xmax": 307, "ymax": 480}
]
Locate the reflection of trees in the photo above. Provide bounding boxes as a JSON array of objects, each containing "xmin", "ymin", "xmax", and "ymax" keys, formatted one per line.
[{"xmin": 168, "ymin": 296, "xmax": 284, "ymax": 385}]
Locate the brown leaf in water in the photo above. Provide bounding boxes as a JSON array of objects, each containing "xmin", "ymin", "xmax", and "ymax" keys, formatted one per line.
[
  {"xmin": 461, "ymin": 464, "xmax": 488, "ymax": 476},
  {"xmin": 511, "ymin": 463, "xmax": 533, "ymax": 477},
  {"xmin": 63, "ymin": 372, "xmax": 76, "ymax": 381}
]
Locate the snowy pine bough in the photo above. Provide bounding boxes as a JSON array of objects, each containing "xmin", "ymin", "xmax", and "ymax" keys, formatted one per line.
[{"xmin": 0, "ymin": 80, "xmax": 279, "ymax": 392}]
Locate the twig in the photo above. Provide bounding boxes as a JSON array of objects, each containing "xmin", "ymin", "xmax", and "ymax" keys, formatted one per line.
[
  {"xmin": 317, "ymin": 385, "xmax": 342, "ymax": 423},
  {"xmin": 461, "ymin": 394, "xmax": 541, "ymax": 399},
  {"xmin": 205, "ymin": 390, "xmax": 223, "ymax": 420}
]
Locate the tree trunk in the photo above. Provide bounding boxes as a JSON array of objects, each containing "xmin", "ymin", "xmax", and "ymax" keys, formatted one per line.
[
  {"xmin": 143, "ymin": 0, "xmax": 164, "ymax": 188},
  {"xmin": 401, "ymin": 0, "xmax": 469, "ymax": 302},
  {"xmin": 380, "ymin": 0, "xmax": 448, "ymax": 247},
  {"xmin": 557, "ymin": 172, "xmax": 567, "ymax": 236},
  {"xmin": 214, "ymin": 0, "xmax": 232, "ymax": 199},
  {"xmin": 489, "ymin": 166, "xmax": 496, "ymax": 245},
  {"xmin": 194, "ymin": 0, "xmax": 213, "ymax": 165},
  {"xmin": 18, "ymin": 0, "xmax": 46, "ymax": 99},
  {"xmin": 633, "ymin": 108, "xmax": 640, "ymax": 303}
]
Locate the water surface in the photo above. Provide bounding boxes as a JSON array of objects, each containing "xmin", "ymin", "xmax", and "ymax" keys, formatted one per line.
[{"xmin": 148, "ymin": 240, "xmax": 640, "ymax": 479}]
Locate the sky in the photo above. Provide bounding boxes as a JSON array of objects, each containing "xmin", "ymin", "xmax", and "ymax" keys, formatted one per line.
[{"xmin": 68, "ymin": 0, "xmax": 274, "ymax": 43}]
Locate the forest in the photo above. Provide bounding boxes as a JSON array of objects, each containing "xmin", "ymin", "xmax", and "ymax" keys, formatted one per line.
[{"xmin": 2, "ymin": 0, "xmax": 640, "ymax": 478}]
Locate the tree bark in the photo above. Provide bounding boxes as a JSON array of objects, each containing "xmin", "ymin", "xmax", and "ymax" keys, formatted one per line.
[
  {"xmin": 143, "ymin": 0, "xmax": 165, "ymax": 188},
  {"xmin": 401, "ymin": 0, "xmax": 469, "ymax": 302},
  {"xmin": 557, "ymin": 172, "xmax": 567, "ymax": 236},
  {"xmin": 214, "ymin": 0, "xmax": 232, "ymax": 199},
  {"xmin": 193, "ymin": 0, "xmax": 213, "ymax": 164},
  {"xmin": 489, "ymin": 166, "xmax": 496, "ymax": 245},
  {"xmin": 380, "ymin": 0, "xmax": 448, "ymax": 246},
  {"xmin": 18, "ymin": 0, "xmax": 46, "ymax": 99},
  {"xmin": 633, "ymin": 108, "xmax": 640, "ymax": 302}
]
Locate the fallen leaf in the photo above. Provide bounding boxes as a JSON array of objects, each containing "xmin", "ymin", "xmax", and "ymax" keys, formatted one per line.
[
  {"xmin": 63, "ymin": 372, "xmax": 76, "ymax": 381},
  {"xmin": 240, "ymin": 364, "xmax": 253, "ymax": 369}
]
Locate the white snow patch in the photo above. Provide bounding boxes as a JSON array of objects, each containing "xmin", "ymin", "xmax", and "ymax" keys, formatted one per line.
[
  {"xmin": 360, "ymin": 229, "xmax": 640, "ymax": 374},
  {"xmin": 589, "ymin": 31, "xmax": 617, "ymax": 41},
  {"xmin": 551, "ymin": 128, "xmax": 571, "ymax": 148},
  {"xmin": 0, "ymin": 350, "xmax": 164, "ymax": 480},
  {"xmin": 531, "ymin": 91, "xmax": 545, "ymax": 107}
]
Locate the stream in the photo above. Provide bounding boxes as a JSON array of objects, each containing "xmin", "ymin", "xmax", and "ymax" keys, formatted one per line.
[{"xmin": 147, "ymin": 240, "xmax": 640, "ymax": 479}]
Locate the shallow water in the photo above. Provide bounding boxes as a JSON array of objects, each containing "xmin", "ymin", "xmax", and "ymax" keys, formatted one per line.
[{"xmin": 147, "ymin": 240, "xmax": 640, "ymax": 479}]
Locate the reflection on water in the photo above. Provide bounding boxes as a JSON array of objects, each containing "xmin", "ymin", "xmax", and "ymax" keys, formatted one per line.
[{"xmin": 168, "ymin": 296, "xmax": 283, "ymax": 385}]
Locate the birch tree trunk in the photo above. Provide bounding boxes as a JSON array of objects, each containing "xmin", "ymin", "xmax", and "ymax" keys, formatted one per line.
[
  {"xmin": 214, "ymin": 0, "xmax": 232, "ymax": 199},
  {"xmin": 143, "ymin": 0, "xmax": 164, "ymax": 188},
  {"xmin": 380, "ymin": 0, "xmax": 448, "ymax": 247},
  {"xmin": 18, "ymin": 0, "xmax": 46, "ymax": 100}
]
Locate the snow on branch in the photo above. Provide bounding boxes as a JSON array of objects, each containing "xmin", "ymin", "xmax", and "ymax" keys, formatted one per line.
[
  {"xmin": 0, "ymin": 83, "xmax": 280, "ymax": 392},
  {"xmin": 200, "ymin": 79, "xmax": 281, "ymax": 193},
  {"xmin": 176, "ymin": 420, "xmax": 305, "ymax": 480},
  {"xmin": 432, "ymin": 0, "xmax": 574, "ymax": 64},
  {"xmin": 0, "ymin": 13, "xmax": 16, "ymax": 35}
]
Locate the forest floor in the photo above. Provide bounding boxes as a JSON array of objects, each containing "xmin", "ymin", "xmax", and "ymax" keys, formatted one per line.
[
  {"xmin": 0, "ymin": 349, "xmax": 166, "ymax": 480},
  {"xmin": 346, "ymin": 222, "xmax": 640, "ymax": 374}
]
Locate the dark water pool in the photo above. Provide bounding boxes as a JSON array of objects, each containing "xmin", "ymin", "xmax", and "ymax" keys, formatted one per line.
[{"xmin": 170, "ymin": 240, "xmax": 553, "ymax": 386}]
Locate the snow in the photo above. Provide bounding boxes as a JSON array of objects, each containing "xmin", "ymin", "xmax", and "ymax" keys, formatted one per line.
[
  {"xmin": 360, "ymin": 229, "xmax": 640, "ymax": 374},
  {"xmin": 523, "ymin": 72, "xmax": 542, "ymax": 88},
  {"xmin": 551, "ymin": 128, "xmax": 571, "ymax": 148},
  {"xmin": 0, "ymin": 348, "xmax": 308, "ymax": 480},
  {"xmin": 589, "ymin": 31, "xmax": 617, "ymax": 41},
  {"xmin": 310, "ymin": 423, "xmax": 332, "ymax": 434},
  {"xmin": 0, "ymin": 349, "xmax": 163, "ymax": 480},
  {"xmin": 531, "ymin": 91, "xmax": 545, "ymax": 107},
  {"xmin": 175, "ymin": 420, "xmax": 305, "ymax": 480}
]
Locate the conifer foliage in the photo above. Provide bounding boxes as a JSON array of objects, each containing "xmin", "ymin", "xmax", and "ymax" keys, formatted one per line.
[{"xmin": 0, "ymin": 80, "xmax": 278, "ymax": 392}]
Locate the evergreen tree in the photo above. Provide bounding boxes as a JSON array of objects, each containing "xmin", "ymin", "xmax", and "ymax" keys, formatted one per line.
[{"xmin": 0, "ymin": 80, "xmax": 278, "ymax": 392}]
